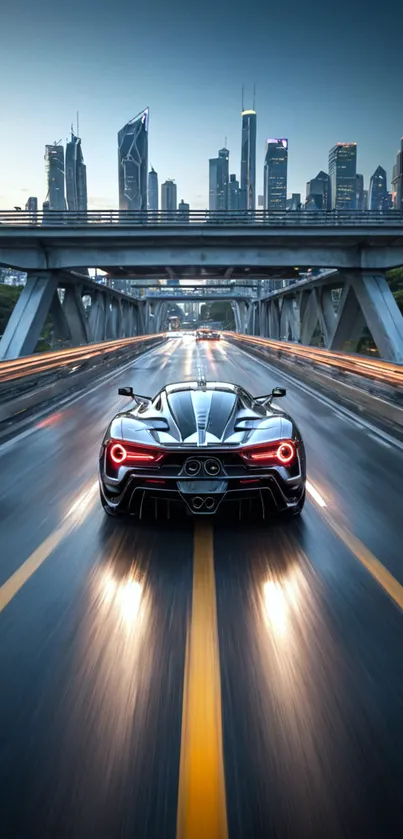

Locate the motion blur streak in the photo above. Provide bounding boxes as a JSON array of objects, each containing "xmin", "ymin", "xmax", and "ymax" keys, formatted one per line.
[
  {"xmin": 0, "ymin": 479, "xmax": 98, "ymax": 613},
  {"xmin": 251, "ymin": 532, "xmax": 362, "ymax": 837},
  {"xmin": 177, "ymin": 521, "xmax": 228, "ymax": 839}
]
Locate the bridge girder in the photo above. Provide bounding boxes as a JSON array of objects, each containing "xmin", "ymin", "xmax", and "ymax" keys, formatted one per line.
[
  {"xmin": 0, "ymin": 272, "xmax": 145, "ymax": 359},
  {"xmin": 251, "ymin": 270, "xmax": 403, "ymax": 362}
]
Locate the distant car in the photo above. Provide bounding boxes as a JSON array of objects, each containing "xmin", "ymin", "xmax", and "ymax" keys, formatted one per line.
[
  {"xmin": 99, "ymin": 379, "xmax": 306, "ymax": 519},
  {"xmin": 196, "ymin": 330, "xmax": 221, "ymax": 340}
]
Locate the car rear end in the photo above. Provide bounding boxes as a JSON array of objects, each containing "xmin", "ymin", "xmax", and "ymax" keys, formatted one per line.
[{"xmin": 99, "ymin": 438, "xmax": 306, "ymax": 518}]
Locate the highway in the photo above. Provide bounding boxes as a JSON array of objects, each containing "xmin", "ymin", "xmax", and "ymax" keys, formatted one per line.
[{"xmin": 1, "ymin": 336, "xmax": 403, "ymax": 839}]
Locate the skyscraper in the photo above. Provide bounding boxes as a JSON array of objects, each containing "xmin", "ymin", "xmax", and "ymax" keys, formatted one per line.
[
  {"xmin": 228, "ymin": 174, "xmax": 240, "ymax": 211},
  {"xmin": 263, "ymin": 139, "xmax": 288, "ymax": 211},
  {"xmin": 286, "ymin": 193, "xmax": 301, "ymax": 211},
  {"xmin": 306, "ymin": 171, "xmax": 329, "ymax": 210},
  {"xmin": 118, "ymin": 108, "xmax": 149, "ymax": 211},
  {"xmin": 178, "ymin": 199, "xmax": 190, "ymax": 221},
  {"xmin": 391, "ymin": 138, "xmax": 403, "ymax": 211},
  {"xmin": 161, "ymin": 180, "xmax": 177, "ymax": 211},
  {"xmin": 209, "ymin": 147, "xmax": 229, "ymax": 210},
  {"xmin": 25, "ymin": 197, "xmax": 38, "ymax": 212},
  {"xmin": 356, "ymin": 174, "xmax": 364, "ymax": 211},
  {"xmin": 148, "ymin": 167, "xmax": 158, "ymax": 211},
  {"xmin": 45, "ymin": 144, "xmax": 66, "ymax": 210},
  {"xmin": 328, "ymin": 143, "xmax": 357, "ymax": 210},
  {"xmin": 368, "ymin": 166, "xmax": 387, "ymax": 211},
  {"xmin": 65, "ymin": 130, "xmax": 87, "ymax": 211},
  {"xmin": 240, "ymin": 110, "xmax": 257, "ymax": 211}
]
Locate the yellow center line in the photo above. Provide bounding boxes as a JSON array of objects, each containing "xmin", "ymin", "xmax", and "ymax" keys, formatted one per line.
[
  {"xmin": 0, "ymin": 480, "xmax": 99, "ymax": 614},
  {"xmin": 177, "ymin": 520, "xmax": 228, "ymax": 839}
]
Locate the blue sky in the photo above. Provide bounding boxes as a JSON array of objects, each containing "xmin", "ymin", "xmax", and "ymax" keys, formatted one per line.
[{"xmin": 0, "ymin": 0, "xmax": 402, "ymax": 209}]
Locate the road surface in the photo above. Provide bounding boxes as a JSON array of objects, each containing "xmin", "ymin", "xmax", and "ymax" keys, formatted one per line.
[{"xmin": 1, "ymin": 337, "xmax": 403, "ymax": 839}]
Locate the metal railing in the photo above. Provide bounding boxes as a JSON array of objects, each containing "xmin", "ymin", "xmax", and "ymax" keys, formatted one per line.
[
  {"xmin": 224, "ymin": 333, "xmax": 403, "ymax": 390},
  {"xmin": 1, "ymin": 210, "xmax": 403, "ymax": 228}
]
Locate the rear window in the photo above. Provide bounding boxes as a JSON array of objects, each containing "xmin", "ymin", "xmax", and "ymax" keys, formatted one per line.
[{"xmin": 207, "ymin": 391, "xmax": 236, "ymax": 436}]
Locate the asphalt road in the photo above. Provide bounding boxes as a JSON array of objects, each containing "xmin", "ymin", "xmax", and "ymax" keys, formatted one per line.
[{"xmin": 1, "ymin": 336, "xmax": 403, "ymax": 839}]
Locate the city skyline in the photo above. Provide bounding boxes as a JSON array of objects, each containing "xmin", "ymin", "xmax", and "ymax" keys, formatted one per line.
[{"xmin": 1, "ymin": 0, "xmax": 401, "ymax": 210}]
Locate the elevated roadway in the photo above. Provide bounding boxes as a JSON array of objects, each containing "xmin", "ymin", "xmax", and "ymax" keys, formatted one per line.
[{"xmin": 0, "ymin": 337, "xmax": 403, "ymax": 838}]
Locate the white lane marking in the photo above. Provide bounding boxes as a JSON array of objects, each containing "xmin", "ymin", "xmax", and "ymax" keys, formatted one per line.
[
  {"xmin": 306, "ymin": 480, "xmax": 327, "ymax": 508},
  {"xmin": 368, "ymin": 433, "xmax": 391, "ymax": 448},
  {"xmin": 235, "ymin": 345, "xmax": 403, "ymax": 453},
  {"xmin": 65, "ymin": 480, "xmax": 99, "ymax": 520},
  {"xmin": 0, "ymin": 342, "xmax": 165, "ymax": 454}
]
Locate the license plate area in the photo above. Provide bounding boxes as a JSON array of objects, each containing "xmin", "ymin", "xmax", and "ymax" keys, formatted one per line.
[{"xmin": 177, "ymin": 480, "xmax": 228, "ymax": 495}]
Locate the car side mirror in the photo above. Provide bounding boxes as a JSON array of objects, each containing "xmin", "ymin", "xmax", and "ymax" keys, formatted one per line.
[
  {"xmin": 272, "ymin": 387, "xmax": 286, "ymax": 398},
  {"xmin": 118, "ymin": 387, "xmax": 134, "ymax": 398}
]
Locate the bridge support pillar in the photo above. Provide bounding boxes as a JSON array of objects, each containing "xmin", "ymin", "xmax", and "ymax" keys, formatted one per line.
[
  {"xmin": 0, "ymin": 271, "xmax": 58, "ymax": 359},
  {"xmin": 62, "ymin": 285, "xmax": 91, "ymax": 345},
  {"xmin": 49, "ymin": 291, "xmax": 72, "ymax": 347},
  {"xmin": 331, "ymin": 271, "xmax": 403, "ymax": 362},
  {"xmin": 233, "ymin": 300, "xmax": 250, "ymax": 333},
  {"xmin": 88, "ymin": 291, "xmax": 108, "ymax": 342}
]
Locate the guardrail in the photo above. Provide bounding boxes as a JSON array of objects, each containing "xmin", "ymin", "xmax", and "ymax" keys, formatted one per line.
[
  {"xmin": 0, "ymin": 334, "xmax": 166, "ymax": 430},
  {"xmin": 224, "ymin": 334, "xmax": 403, "ymax": 390},
  {"xmin": 225, "ymin": 333, "xmax": 403, "ymax": 437},
  {"xmin": 1, "ymin": 210, "xmax": 403, "ymax": 227}
]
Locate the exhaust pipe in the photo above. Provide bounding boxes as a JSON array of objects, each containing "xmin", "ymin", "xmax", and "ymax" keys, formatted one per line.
[
  {"xmin": 192, "ymin": 496, "xmax": 204, "ymax": 510},
  {"xmin": 205, "ymin": 497, "xmax": 216, "ymax": 511}
]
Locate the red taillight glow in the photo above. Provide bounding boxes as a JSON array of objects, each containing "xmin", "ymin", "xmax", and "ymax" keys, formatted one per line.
[
  {"xmin": 107, "ymin": 440, "xmax": 165, "ymax": 467},
  {"xmin": 240, "ymin": 440, "xmax": 297, "ymax": 467}
]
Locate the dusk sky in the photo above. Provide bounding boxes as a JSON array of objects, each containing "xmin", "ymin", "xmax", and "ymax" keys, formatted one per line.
[{"xmin": 0, "ymin": 0, "xmax": 402, "ymax": 209}]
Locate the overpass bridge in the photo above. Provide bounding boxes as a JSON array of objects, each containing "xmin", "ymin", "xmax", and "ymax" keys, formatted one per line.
[{"xmin": 0, "ymin": 210, "xmax": 402, "ymax": 361}]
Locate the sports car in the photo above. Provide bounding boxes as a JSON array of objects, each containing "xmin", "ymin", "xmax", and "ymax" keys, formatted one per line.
[
  {"xmin": 196, "ymin": 330, "xmax": 221, "ymax": 340},
  {"xmin": 99, "ymin": 378, "xmax": 306, "ymax": 519}
]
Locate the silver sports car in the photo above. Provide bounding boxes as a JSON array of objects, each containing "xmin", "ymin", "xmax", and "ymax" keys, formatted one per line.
[{"xmin": 99, "ymin": 378, "xmax": 306, "ymax": 519}]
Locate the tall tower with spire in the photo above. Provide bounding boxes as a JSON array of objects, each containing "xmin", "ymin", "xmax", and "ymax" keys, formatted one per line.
[{"xmin": 240, "ymin": 85, "xmax": 257, "ymax": 211}]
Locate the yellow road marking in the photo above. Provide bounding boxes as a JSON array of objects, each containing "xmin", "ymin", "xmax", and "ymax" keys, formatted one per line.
[
  {"xmin": 327, "ymin": 514, "xmax": 403, "ymax": 611},
  {"xmin": 0, "ymin": 481, "xmax": 98, "ymax": 614},
  {"xmin": 307, "ymin": 479, "xmax": 403, "ymax": 611},
  {"xmin": 177, "ymin": 520, "xmax": 228, "ymax": 839}
]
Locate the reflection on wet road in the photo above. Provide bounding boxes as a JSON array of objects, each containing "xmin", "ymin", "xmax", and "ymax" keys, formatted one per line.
[{"xmin": 1, "ymin": 337, "xmax": 403, "ymax": 838}]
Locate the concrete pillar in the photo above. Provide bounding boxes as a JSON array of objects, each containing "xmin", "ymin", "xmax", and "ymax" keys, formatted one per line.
[
  {"xmin": 317, "ymin": 287, "xmax": 337, "ymax": 344},
  {"xmin": 268, "ymin": 300, "xmax": 280, "ymax": 339},
  {"xmin": 62, "ymin": 285, "xmax": 91, "ymax": 345},
  {"xmin": 300, "ymin": 289, "xmax": 320, "ymax": 345},
  {"xmin": 352, "ymin": 272, "xmax": 403, "ymax": 362},
  {"xmin": 329, "ymin": 284, "xmax": 365, "ymax": 353},
  {"xmin": 0, "ymin": 271, "xmax": 58, "ymax": 359},
  {"xmin": 88, "ymin": 292, "xmax": 107, "ymax": 342},
  {"xmin": 50, "ymin": 291, "xmax": 72, "ymax": 346}
]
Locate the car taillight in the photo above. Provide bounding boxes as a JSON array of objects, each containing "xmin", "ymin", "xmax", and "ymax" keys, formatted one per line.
[
  {"xmin": 240, "ymin": 440, "xmax": 297, "ymax": 467},
  {"xmin": 107, "ymin": 440, "xmax": 165, "ymax": 466}
]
